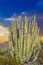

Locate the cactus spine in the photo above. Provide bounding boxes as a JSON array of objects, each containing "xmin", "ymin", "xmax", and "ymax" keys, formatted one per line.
[{"xmin": 8, "ymin": 16, "xmax": 41, "ymax": 64}]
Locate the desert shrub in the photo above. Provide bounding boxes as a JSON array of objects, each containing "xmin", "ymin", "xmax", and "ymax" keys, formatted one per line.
[
  {"xmin": 0, "ymin": 57, "xmax": 23, "ymax": 65},
  {"xmin": 0, "ymin": 51, "xmax": 8, "ymax": 55}
]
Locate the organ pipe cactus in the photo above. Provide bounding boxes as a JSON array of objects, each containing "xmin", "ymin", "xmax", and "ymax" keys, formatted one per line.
[{"xmin": 8, "ymin": 16, "xmax": 41, "ymax": 64}]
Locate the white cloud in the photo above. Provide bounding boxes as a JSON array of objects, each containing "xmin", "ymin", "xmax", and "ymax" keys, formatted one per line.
[
  {"xmin": 5, "ymin": 18, "xmax": 16, "ymax": 21},
  {"xmin": 5, "ymin": 13, "xmax": 17, "ymax": 21},
  {"xmin": 0, "ymin": 25, "xmax": 9, "ymax": 38},
  {"xmin": 21, "ymin": 12, "xmax": 26, "ymax": 14}
]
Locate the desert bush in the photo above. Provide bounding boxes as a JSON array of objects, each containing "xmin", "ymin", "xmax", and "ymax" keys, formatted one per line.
[{"xmin": 0, "ymin": 57, "xmax": 23, "ymax": 65}]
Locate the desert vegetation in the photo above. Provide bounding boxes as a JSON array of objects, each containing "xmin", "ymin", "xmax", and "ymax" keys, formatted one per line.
[
  {"xmin": 0, "ymin": 57, "xmax": 23, "ymax": 65},
  {"xmin": 8, "ymin": 16, "xmax": 41, "ymax": 65}
]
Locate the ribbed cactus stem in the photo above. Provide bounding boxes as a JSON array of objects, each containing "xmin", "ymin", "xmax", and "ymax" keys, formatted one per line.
[
  {"xmin": 22, "ymin": 17, "xmax": 25, "ymax": 62},
  {"xmin": 32, "ymin": 50, "xmax": 40, "ymax": 63},
  {"xmin": 9, "ymin": 28, "xmax": 14, "ymax": 57}
]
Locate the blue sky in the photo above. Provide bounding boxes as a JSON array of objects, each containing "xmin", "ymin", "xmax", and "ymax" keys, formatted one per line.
[
  {"xmin": 0, "ymin": 0, "xmax": 43, "ymax": 17},
  {"xmin": 0, "ymin": 0, "xmax": 43, "ymax": 35}
]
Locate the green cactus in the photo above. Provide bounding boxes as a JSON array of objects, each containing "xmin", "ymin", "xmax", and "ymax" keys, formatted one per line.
[
  {"xmin": 8, "ymin": 16, "xmax": 41, "ymax": 64},
  {"xmin": 8, "ymin": 28, "xmax": 14, "ymax": 58}
]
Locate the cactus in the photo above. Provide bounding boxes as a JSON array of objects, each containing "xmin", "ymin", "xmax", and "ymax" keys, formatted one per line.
[
  {"xmin": 8, "ymin": 16, "xmax": 41, "ymax": 64},
  {"xmin": 9, "ymin": 28, "xmax": 14, "ymax": 58}
]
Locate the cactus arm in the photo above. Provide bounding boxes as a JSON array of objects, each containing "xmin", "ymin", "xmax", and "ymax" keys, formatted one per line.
[
  {"xmin": 8, "ymin": 28, "xmax": 14, "ymax": 57},
  {"xmin": 25, "ymin": 18, "xmax": 28, "ymax": 61},
  {"xmin": 21, "ymin": 21, "xmax": 24, "ymax": 62},
  {"xmin": 32, "ymin": 50, "xmax": 40, "ymax": 63}
]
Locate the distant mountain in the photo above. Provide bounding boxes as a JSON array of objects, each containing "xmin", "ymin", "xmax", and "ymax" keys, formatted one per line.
[{"xmin": 0, "ymin": 42, "xmax": 9, "ymax": 51}]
